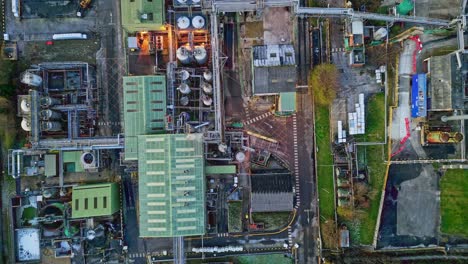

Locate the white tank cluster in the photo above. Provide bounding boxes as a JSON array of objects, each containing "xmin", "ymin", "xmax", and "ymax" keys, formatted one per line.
[
  {"xmin": 175, "ymin": 15, "xmax": 206, "ymax": 30},
  {"xmin": 176, "ymin": 45, "xmax": 208, "ymax": 65}
]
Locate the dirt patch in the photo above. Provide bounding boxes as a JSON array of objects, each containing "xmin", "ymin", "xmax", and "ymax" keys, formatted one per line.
[{"xmin": 23, "ymin": 39, "xmax": 99, "ymax": 64}]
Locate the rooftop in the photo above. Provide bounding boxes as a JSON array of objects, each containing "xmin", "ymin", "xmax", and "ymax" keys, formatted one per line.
[
  {"xmin": 253, "ymin": 66, "xmax": 297, "ymax": 95},
  {"xmin": 17, "ymin": 228, "xmax": 41, "ymax": 262},
  {"xmin": 429, "ymin": 53, "xmax": 464, "ymax": 111},
  {"xmin": 138, "ymin": 134, "xmax": 205, "ymax": 237},
  {"xmin": 121, "ymin": 0, "xmax": 165, "ymax": 32},
  {"xmin": 251, "ymin": 171, "xmax": 293, "ymax": 212},
  {"xmin": 123, "ymin": 75, "xmax": 167, "ymax": 160},
  {"xmin": 71, "ymin": 183, "xmax": 120, "ymax": 218}
]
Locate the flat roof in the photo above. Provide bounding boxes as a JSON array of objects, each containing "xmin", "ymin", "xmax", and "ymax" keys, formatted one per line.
[
  {"xmin": 205, "ymin": 165, "xmax": 236, "ymax": 175},
  {"xmin": 121, "ymin": 0, "xmax": 165, "ymax": 32},
  {"xmin": 17, "ymin": 228, "xmax": 40, "ymax": 261},
  {"xmin": 123, "ymin": 75, "xmax": 167, "ymax": 160},
  {"xmin": 251, "ymin": 172, "xmax": 293, "ymax": 212},
  {"xmin": 278, "ymin": 92, "xmax": 296, "ymax": 113},
  {"xmin": 71, "ymin": 183, "xmax": 120, "ymax": 218},
  {"xmin": 138, "ymin": 134, "xmax": 205, "ymax": 237},
  {"xmin": 44, "ymin": 154, "xmax": 57, "ymax": 177},
  {"xmin": 63, "ymin": 151, "xmax": 84, "ymax": 173},
  {"xmin": 430, "ymin": 54, "xmax": 453, "ymax": 111},
  {"xmin": 253, "ymin": 66, "xmax": 297, "ymax": 95}
]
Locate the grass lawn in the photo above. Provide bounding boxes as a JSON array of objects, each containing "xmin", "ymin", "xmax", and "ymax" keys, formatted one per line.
[
  {"xmin": 440, "ymin": 169, "xmax": 468, "ymax": 237},
  {"xmin": 235, "ymin": 254, "xmax": 293, "ymax": 264},
  {"xmin": 228, "ymin": 201, "xmax": 242, "ymax": 233},
  {"xmin": 359, "ymin": 144, "xmax": 386, "ymax": 244},
  {"xmin": 23, "ymin": 39, "xmax": 100, "ymax": 64},
  {"xmin": 355, "ymin": 92, "xmax": 385, "ymax": 142},
  {"xmin": 315, "ymin": 105, "xmax": 335, "ymax": 221},
  {"xmin": 252, "ymin": 212, "xmax": 291, "ymax": 231},
  {"xmin": 0, "ymin": 97, "xmax": 17, "ymax": 150}
]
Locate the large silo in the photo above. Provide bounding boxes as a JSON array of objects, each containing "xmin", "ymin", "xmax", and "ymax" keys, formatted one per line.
[
  {"xmin": 177, "ymin": 16, "xmax": 191, "ymax": 30},
  {"xmin": 191, "ymin": 16, "xmax": 205, "ymax": 29},
  {"xmin": 193, "ymin": 46, "xmax": 208, "ymax": 65},
  {"xmin": 176, "ymin": 46, "xmax": 192, "ymax": 65}
]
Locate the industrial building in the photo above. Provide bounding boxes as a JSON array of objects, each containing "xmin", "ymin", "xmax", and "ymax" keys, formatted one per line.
[
  {"xmin": 72, "ymin": 183, "xmax": 120, "ymax": 219},
  {"xmin": 137, "ymin": 134, "xmax": 205, "ymax": 237},
  {"xmin": 121, "ymin": 0, "xmax": 166, "ymax": 32},
  {"xmin": 250, "ymin": 170, "xmax": 293, "ymax": 213}
]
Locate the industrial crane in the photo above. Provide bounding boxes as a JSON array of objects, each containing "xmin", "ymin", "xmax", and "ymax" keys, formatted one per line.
[{"xmin": 77, "ymin": 0, "xmax": 92, "ymax": 18}]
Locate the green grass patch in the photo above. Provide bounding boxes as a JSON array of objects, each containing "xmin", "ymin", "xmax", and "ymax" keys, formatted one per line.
[
  {"xmin": 235, "ymin": 254, "xmax": 293, "ymax": 264},
  {"xmin": 23, "ymin": 39, "xmax": 99, "ymax": 64},
  {"xmin": 252, "ymin": 212, "xmax": 291, "ymax": 231},
  {"xmin": 228, "ymin": 201, "xmax": 242, "ymax": 233},
  {"xmin": 440, "ymin": 169, "xmax": 468, "ymax": 237},
  {"xmin": 315, "ymin": 105, "xmax": 335, "ymax": 221},
  {"xmin": 355, "ymin": 92, "xmax": 385, "ymax": 142},
  {"xmin": 351, "ymin": 144, "xmax": 387, "ymax": 245}
]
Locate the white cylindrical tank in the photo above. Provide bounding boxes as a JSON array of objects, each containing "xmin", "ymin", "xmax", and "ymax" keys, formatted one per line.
[
  {"xmin": 374, "ymin": 28, "xmax": 388, "ymax": 41},
  {"xmin": 21, "ymin": 72, "xmax": 43, "ymax": 87},
  {"xmin": 235, "ymin": 152, "xmax": 245, "ymax": 162},
  {"xmin": 201, "ymin": 82, "xmax": 212, "ymax": 94},
  {"xmin": 191, "ymin": 16, "xmax": 205, "ymax": 29},
  {"xmin": 176, "ymin": 46, "xmax": 191, "ymax": 65},
  {"xmin": 41, "ymin": 121, "xmax": 62, "ymax": 132},
  {"xmin": 180, "ymin": 96, "xmax": 189, "ymax": 106},
  {"xmin": 80, "ymin": 152, "xmax": 95, "ymax": 166},
  {"xmin": 40, "ymin": 109, "xmax": 62, "ymax": 120},
  {"xmin": 177, "ymin": 0, "xmax": 188, "ymax": 4},
  {"xmin": 192, "ymin": 0, "xmax": 201, "ymax": 4},
  {"xmin": 202, "ymin": 94, "xmax": 212, "ymax": 106},
  {"xmin": 203, "ymin": 70, "xmax": 212, "ymax": 82},
  {"xmin": 20, "ymin": 99, "xmax": 31, "ymax": 113},
  {"xmin": 21, "ymin": 118, "xmax": 31, "ymax": 132},
  {"xmin": 178, "ymin": 83, "xmax": 191, "ymax": 94},
  {"xmin": 193, "ymin": 46, "xmax": 207, "ymax": 64},
  {"xmin": 177, "ymin": 16, "xmax": 190, "ymax": 30},
  {"xmin": 179, "ymin": 70, "xmax": 190, "ymax": 81},
  {"xmin": 40, "ymin": 97, "xmax": 61, "ymax": 107}
]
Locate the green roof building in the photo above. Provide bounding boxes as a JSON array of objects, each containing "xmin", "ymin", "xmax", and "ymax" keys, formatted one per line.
[
  {"xmin": 71, "ymin": 183, "xmax": 120, "ymax": 219},
  {"xmin": 277, "ymin": 92, "xmax": 296, "ymax": 115},
  {"xmin": 121, "ymin": 0, "xmax": 165, "ymax": 32},
  {"xmin": 123, "ymin": 75, "xmax": 167, "ymax": 160},
  {"xmin": 138, "ymin": 134, "xmax": 205, "ymax": 237},
  {"xmin": 63, "ymin": 151, "xmax": 85, "ymax": 173}
]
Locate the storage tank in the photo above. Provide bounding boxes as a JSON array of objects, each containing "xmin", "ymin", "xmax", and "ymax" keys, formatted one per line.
[
  {"xmin": 39, "ymin": 203, "xmax": 65, "ymax": 231},
  {"xmin": 41, "ymin": 121, "xmax": 62, "ymax": 132},
  {"xmin": 177, "ymin": 16, "xmax": 191, "ymax": 30},
  {"xmin": 176, "ymin": 46, "xmax": 192, "ymax": 64},
  {"xmin": 203, "ymin": 70, "xmax": 213, "ymax": 82},
  {"xmin": 40, "ymin": 109, "xmax": 62, "ymax": 120},
  {"xmin": 177, "ymin": 83, "xmax": 191, "ymax": 94},
  {"xmin": 40, "ymin": 96, "xmax": 61, "ymax": 107},
  {"xmin": 20, "ymin": 99, "xmax": 31, "ymax": 113},
  {"xmin": 202, "ymin": 94, "xmax": 213, "ymax": 106},
  {"xmin": 236, "ymin": 152, "xmax": 246, "ymax": 162},
  {"xmin": 176, "ymin": 0, "xmax": 188, "ymax": 4},
  {"xmin": 80, "ymin": 152, "xmax": 96, "ymax": 169},
  {"xmin": 179, "ymin": 70, "xmax": 190, "ymax": 81},
  {"xmin": 21, "ymin": 118, "xmax": 31, "ymax": 132},
  {"xmin": 201, "ymin": 82, "xmax": 213, "ymax": 94},
  {"xmin": 180, "ymin": 96, "xmax": 189, "ymax": 106},
  {"xmin": 193, "ymin": 46, "xmax": 208, "ymax": 64},
  {"xmin": 192, "ymin": 0, "xmax": 201, "ymax": 4},
  {"xmin": 427, "ymin": 131, "xmax": 463, "ymax": 143},
  {"xmin": 21, "ymin": 72, "xmax": 43, "ymax": 87},
  {"xmin": 192, "ymin": 16, "xmax": 205, "ymax": 29}
]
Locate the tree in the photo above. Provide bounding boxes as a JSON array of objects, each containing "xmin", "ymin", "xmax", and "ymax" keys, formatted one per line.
[{"xmin": 309, "ymin": 64, "xmax": 339, "ymax": 106}]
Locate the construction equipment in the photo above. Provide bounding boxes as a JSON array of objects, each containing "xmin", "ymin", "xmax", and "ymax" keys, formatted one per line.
[{"xmin": 77, "ymin": 0, "xmax": 92, "ymax": 18}]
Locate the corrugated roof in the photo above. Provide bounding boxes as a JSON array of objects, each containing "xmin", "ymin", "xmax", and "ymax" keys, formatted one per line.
[
  {"xmin": 138, "ymin": 134, "xmax": 205, "ymax": 237},
  {"xmin": 253, "ymin": 66, "xmax": 297, "ymax": 95},
  {"xmin": 121, "ymin": 0, "xmax": 165, "ymax": 32},
  {"xmin": 71, "ymin": 183, "xmax": 120, "ymax": 218},
  {"xmin": 123, "ymin": 75, "xmax": 166, "ymax": 160},
  {"xmin": 278, "ymin": 92, "xmax": 296, "ymax": 113},
  {"xmin": 250, "ymin": 172, "xmax": 293, "ymax": 212},
  {"xmin": 205, "ymin": 165, "xmax": 236, "ymax": 175},
  {"xmin": 253, "ymin": 44, "xmax": 296, "ymax": 67},
  {"xmin": 44, "ymin": 154, "xmax": 57, "ymax": 177}
]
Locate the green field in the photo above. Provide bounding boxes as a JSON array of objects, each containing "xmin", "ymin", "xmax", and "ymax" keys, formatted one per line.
[
  {"xmin": 356, "ymin": 92, "xmax": 386, "ymax": 142},
  {"xmin": 315, "ymin": 105, "xmax": 335, "ymax": 222},
  {"xmin": 353, "ymin": 144, "xmax": 387, "ymax": 245},
  {"xmin": 440, "ymin": 169, "xmax": 468, "ymax": 237},
  {"xmin": 228, "ymin": 201, "xmax": 242, "ymax": 233},
  {"xmin": 252, "ymin": 212, "xmax": 291, "ymax": 231}
]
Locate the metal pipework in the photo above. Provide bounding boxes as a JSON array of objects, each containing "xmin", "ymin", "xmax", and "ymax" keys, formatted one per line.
[{"xmin": 441, "ymin": 114, "xmax": 468, "ymax": 122}]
